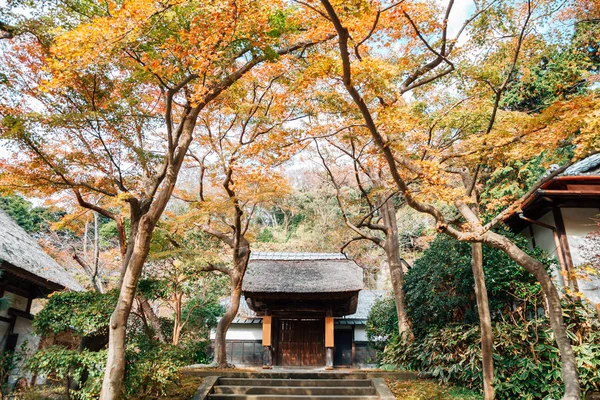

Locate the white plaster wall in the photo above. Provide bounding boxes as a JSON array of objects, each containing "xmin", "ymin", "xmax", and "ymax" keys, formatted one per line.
[
  {"xmin": 354, "ymin": 325, "xmax": 368, "ymax": 342},
  {"xmin": 562, "ymin": 208, "xmax": 599, "ymax": 264},
  {"xmin": 523, "ymin": 208, "xmax": 600, "ymax": 303},
  {"xmin": 9, "ymin": 317, "xmax": 41, "ymax": 385},
  {"xmin": 210, "ymin": 323, "xmax": 262, "ymax": 341},
  {"xmin": 522, "ymin": 212, "xmax": 565, "ymax": 287},
  {"xmin": 563, "ymin": 208, "xmax": 600, "ymax": 303}
]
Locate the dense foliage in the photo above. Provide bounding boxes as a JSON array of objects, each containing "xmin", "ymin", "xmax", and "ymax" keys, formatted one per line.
[
  {"xmin": 381, "ymin": 301, "xmax": 600, "ymax": 400},
  {"xmin": 365, "ymin": 296, "xmax": 398, "ymax": 352},
  {"xmin": 0, "ymin": 195, "xmax": 60, "ymax": 233},
  {"xmin": 33, "ymin": 291, "xmax": 118, "ymax": 338},
  {"xmin": 28, "ymin": 288, "xmax": 220, "ymax": 399},
  {"xmin": 26, "ymin": 347, "xmax": 106, "ymax": 400},
  {"xmin": 370, "ymin": 232, "xmax": 600, "ymax": 398},
  {"xmin": 403, "ymin": 233, "xmax": 549, "ymax": 337}
]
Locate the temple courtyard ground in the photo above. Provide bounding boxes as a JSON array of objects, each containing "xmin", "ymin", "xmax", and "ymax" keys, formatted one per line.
[{"xmin": 177, "ymin": 368, "xmax": 481, "ymax": 400}]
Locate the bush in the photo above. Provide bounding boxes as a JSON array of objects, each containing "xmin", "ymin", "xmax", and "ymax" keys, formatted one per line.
[
  {"xmin": 381, "ymin": 301, "xmax": 600, "ymax": 400},
  {"xmin": 366, "ymin": 296, "xmax": 398, "ymax": 353},
  {"xmin": 33, "ymin": 291, "xmax": 118, "ymax": 338},
  {"xmin": 124, "ymin": 344, "xmax": 188, "ymax": 399},
  {"xmin": 26, "ymin": 347, "xmax": 106, "ymax": 400},
  {"xmin": 404, "ymin": 233, "xmax": 549, "ymax": 337}
]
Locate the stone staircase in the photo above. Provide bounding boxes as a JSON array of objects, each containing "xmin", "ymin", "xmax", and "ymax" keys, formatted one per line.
[{"xmin": 194, "ymin": 372, "xmax": 394, "ymax": 400}]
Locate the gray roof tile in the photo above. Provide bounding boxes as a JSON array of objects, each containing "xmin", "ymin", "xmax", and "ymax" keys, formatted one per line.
[{"xmin": 563, "ymin": 154, "xmax": 600, "ymax": 176}]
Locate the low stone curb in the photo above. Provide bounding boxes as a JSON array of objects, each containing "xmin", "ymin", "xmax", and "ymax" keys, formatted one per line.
[
  {"xmin": 371, "ymin": 378, "xmax": 395, "ymax": 400},
  {"xmin": 191, "ymin": 376, "xmax": 218, "ymax": 400}
]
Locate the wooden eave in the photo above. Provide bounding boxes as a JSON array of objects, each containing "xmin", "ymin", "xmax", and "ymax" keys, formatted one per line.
[
  {"xmin": 243, "ymin": 290, "xmax": 361, "ymax": 318},
  {"xmin": 505, "ymin": 176, "xmax": 600, "ymax": 232},
  {"xmin": 1, "ymin": 260, "xmax": 65, "ymax": 297}
]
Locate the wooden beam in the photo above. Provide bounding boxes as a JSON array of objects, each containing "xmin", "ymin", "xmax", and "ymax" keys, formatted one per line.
[
  {"xmin": 262, "ymin": 316, "xmax": 272, "ymax": 347},
  {"xmin": 566, "ymin": 184, "xmax": 600, "ymax": 192}
]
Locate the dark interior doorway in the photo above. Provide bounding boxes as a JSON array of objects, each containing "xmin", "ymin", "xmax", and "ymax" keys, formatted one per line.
[{"xmin": 334, "ymin": 328, "xmax": 353, "ymax": 366}]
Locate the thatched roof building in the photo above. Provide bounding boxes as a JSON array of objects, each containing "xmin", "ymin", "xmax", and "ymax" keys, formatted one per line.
[
  {"xmin": 242, "ymin": 252, "xmax": 364, "ymax": 317},
  {"xmin": 0, "ymin": 209, "xmax": 82, "ymax": 373},
  {"xmin": 216, "ymin": 253, "xmax": 382, "ymax": 368},
  {"xmin": 229, "ymin": 290, "xmax": 386, "ymax": 324},
  {"xmin": 0, "ymin": 209, "xmax": 82, "ymax": 292}
]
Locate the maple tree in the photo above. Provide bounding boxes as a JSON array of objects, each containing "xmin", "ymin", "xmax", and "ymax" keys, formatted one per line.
[
  {"xmin": 314, "ymin": 136, "xmax": 412, "ymax": 337},
  {"xmin": 0, "ymin": 0, "xmax": 328, "ymax": 397},
  {"xmin": 174, "ymin": 67, "xmax": 303, "ymax": 366},
  {"xmin": 294, "ymin": 0, "xmax": 600, "ymax": 398}
]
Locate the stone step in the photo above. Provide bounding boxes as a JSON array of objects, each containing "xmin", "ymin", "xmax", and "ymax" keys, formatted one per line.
[
  {"xmin": 199, "ymin": 372, "xmax": 373, "ymax": 380},
  {"xmin": 218, "ymin": 378, "xmax": 374, "ymax": 387},
  {"xmin": 213, "ymin": 386, "xmax": 377, "ymax": 396},
  {"xmin": 208, "ymin": 395, "xmax": 380, "ymax": 400}
]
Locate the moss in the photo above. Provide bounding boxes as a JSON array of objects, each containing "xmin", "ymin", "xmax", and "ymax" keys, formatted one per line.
[
  {"xmin": 19, "ymin": 375, "xmax": 204, "ymax": 400},
  {"xmin": 152, "ymin": 374, "xmax": 204, "ymax": 400},
  {"xmin": 386, "ymin": 379, "xmax": 481, "ymax": 400}
]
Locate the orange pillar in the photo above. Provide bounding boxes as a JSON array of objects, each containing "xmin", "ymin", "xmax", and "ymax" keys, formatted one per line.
[
  {"xmin": 262, "ymin": 316, "xmax": 273, "ymax": 369},
  {"xmin": 325, "ymin": 316, "xmax": 334, "ymax": 369},
  {"xmin": 262, "ymin": 316, "xmax": 272, "ymax": 346}
]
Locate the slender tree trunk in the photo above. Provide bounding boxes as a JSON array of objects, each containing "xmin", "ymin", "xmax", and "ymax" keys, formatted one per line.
[
  {"xmin": 84, "ymin": 220, "xmax": 89, "ymax": 260},
  {"xmin": 213, "ymin": 246, "xmax": 251, "ymax": 367},
  {"xmin": 484, "ymin": 231, "xmax": 580, "ymax": 400},
  {"xmin": 100, "ymin": 217, "xmax": 154, "ymax": 400},
  {"xmin": 471, "ymin": 242, "xmax": 495, "ymax": 400},
  {"xmin": 138, "ymin": 294, "xmax": 166, "ymax": 344},
  {"xmin": 387, "ymin": 253, "xmax": 411, "ymax": 336},
  {"xmin": 172, "ymin": 293, "xmax": 183, "ymax": 346},
  {"xmin": 137, "ymin": 297, "xmax": 153, "ymax": 340},
  {"xmin": 93, "ymin": 212, "xmax": 104, "ymax": 293},
  {"xmin": 380, "ymin": 197, "xmax": 412, "ymax": 338},
  {"xmin": 213, "ymin": 278, "xmax": 242, "ymax": 367}
]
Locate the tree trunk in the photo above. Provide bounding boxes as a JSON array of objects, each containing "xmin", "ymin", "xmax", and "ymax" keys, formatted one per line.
[
  {"xmin": 471, "ymin": 242, "xmax": 495, "ymax": 400},
  {"xmin": 213, "ymin": 245, "xmax": 251, "ymax": 367},
  {"xmin": 84, "ymin": 220, "xmax": 89, "ymax": 260},
  {"xmin": 138, "ymin": 294, "xmax": 166, "ymax": 344},
  {"xmin": 484, "ymin": 231, "xmax": 580, "ymax": 400},
  {"xmin": 93, "ymin": 212, "xmax": 104, "ymax": 293},
  {"xmin": 380, "ymin": 197, "xmax": 412, "ymax": 338},
  {"xmin": 100, "ymin": 217, "xmax": 154, "ymax": 400},
  {"xmin": 172, "ymin": 293, "xmax": 183, "ymax": 346},
  {"xmin": 213, "ymin": 278, "xmax": 242, "ymax": 368}
]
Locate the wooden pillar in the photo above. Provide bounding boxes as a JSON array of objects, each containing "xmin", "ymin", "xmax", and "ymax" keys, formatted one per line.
[
  {"xmin": 325, "ymin": 316, "xmax": 334, "ymax": 370},
  {"xmin": 552, "ymin": 207, "xmax": 579, "ymax": 292},
  {"xmin": 262, "ymin": 315, "xmax": 273, "ymax": 369}
]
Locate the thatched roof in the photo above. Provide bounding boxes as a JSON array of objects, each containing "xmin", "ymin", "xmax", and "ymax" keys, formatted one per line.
[
  {"xmin": 243, "ymin": 252, "xmax": 364, "ymax": 294},
  {"xmin": 0, "ymin": 210, "xmax": 83, "ymax": 291}
]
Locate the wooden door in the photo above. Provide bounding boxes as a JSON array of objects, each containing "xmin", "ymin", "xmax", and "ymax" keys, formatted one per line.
[{"xmin": 277, "ymin": 319, "xmax": 325, "ymax": 366}]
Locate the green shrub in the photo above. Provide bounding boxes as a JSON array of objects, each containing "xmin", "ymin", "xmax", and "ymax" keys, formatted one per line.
[
  {"xmin": 366, "ymin": 296, "xmax": 398, "ymax": 352},
  {"xmin": 26, "ymin": 347, "xmax": 106, "ymax": 400},
  {"xmin": 381, "ymin": 301, "xmax": 600, "ymax": 399},
  {"xmin": 404, "ymin": 233, "xmax": 549, "ymax": 337},
  {"xmin": 33, "ymin": 291, "xmax": 118, "ymax": 337},
  {"xmin": 124, "ymin": 344, "xmax": 187, "ymax": 399}
]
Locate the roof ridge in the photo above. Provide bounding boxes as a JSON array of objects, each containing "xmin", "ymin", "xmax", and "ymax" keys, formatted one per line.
[{"xmin": 250, "ymin": 251, "xmax": 347, "ymax": 261}]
